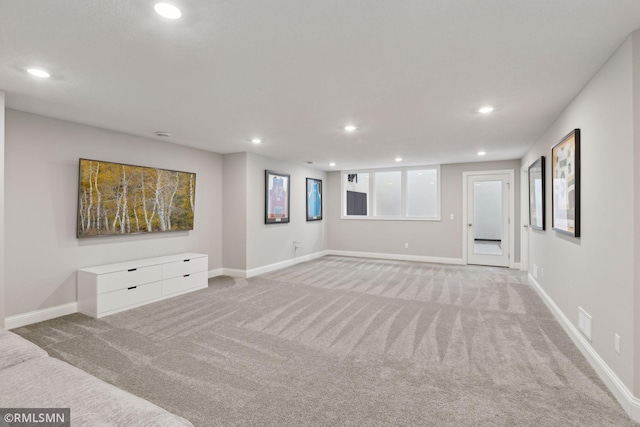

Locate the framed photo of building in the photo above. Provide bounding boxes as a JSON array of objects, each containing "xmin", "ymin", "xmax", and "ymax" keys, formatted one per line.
[
  {"xmin": 528, "ymin": 156, "xmax": 545, "ymax": 230},
  {"xmin": 265, "ymin": 170, "xmax": 290, "ymax": 224},
  {"xmin": 306, "ymin": 178, "xmax": 322, "ymax": 221},
  {"xmin": 551, "ymin": 129, "xmax": 580, "ymax": 237}
]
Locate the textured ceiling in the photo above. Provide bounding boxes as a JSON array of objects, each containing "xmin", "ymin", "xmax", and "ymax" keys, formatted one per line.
[{"xmin": 2, "ymin": 0, "xmax": 640, "ymax": 170}]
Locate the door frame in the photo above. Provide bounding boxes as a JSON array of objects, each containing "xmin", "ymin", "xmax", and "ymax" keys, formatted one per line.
[
  {"xmin": 520, "ymin": 166, "xmax": 529, "ymax": 272},
  {"xmin": 462, "ymin": 169, "xmax": 516, "ymax": 268}
]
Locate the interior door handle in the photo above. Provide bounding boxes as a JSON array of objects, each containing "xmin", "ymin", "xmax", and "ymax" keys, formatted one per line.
[{"xmin": 468, "ymin": 223, "xmax": 473, "ymax": 227}]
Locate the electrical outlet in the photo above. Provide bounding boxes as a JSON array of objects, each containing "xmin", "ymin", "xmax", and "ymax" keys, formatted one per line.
[
  {"xmin": 404, "ymin": 243, "xmax": 409, "ymax": 249},
  {"xmin": 532, "ymin": 264, "xmax": 538, "ymax": 279},
  {"xmin": 615, "ymin": 334, "xmax": 621, "ymax": 354},
  {"xmin": 578, "ymin": 307, "xmax": 592, "ymax": 341}
]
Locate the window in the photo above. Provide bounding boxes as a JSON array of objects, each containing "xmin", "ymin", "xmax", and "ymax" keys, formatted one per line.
[
  {"xmin": 344, "ymin": 172, "xmax": 369, "ymax": 216},
  {"xmin": 406, "ymin": 169, "xmax": 438, "ymax": 218},
  {"xmin": 374, "ymin": 171, "xmax": 402, "ymax": 216},
  {"xmin": 342, "ymin": 166, "xmax": 440, "ymax": 220}
]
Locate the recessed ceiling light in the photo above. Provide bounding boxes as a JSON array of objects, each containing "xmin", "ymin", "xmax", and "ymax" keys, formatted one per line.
[
  {"xmin": 27, "ymin": 68, "xmax": 50, "ymax": 78},
  {"xmin": 395, "ymin": 157, "xmax": 402, "ymax": 162},
  {"xmin": 154, "ymin": 3, "xmax": 182, "ymax": 19},
  {"xmin": 344, "ymin": 124, "xmax": 357, "ymax": 132},
  {"xmin": 478, "ymin": 151, "xmax": 487, "ymax": 156},
  {"xmin": 155, "ymin": 131, "xmax": 171, "ymax": 137},
  {"xmin": 329, "ymin": 162, "xmax": 336, "ymax": 167},
  {"xmin": 251, "ymin": 138, "xmax": 262, "ymax": 144},
  {"xmin": 478, "ymin": 106, "xmax": 494, "ymax": 114}
]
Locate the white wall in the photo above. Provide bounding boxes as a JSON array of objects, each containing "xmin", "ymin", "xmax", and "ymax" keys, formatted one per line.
[
  {"xmin": 246, "ymin": 152, "xmax": 327, "ymax": 270},
  {"xmin": 522, "ymin": 35, "xmax": 635, "ymax": 392},
  {"xmin": 473, "ymin": 181, "xmax": 502, "ymax": 240},
  {"xmin": 633, "ymin": 30, "xmax": 640, "ymax": 396},
  {"xmin": 4, "ymin": 110, "xmax": 223, "ymax": 317},
  {"xmin": 0, "ymin": 92, "xmax": 5, "ymax": 328},
  {"xmin": 328, "ymin": 160, "xmax": 521, "ymax": 262}
]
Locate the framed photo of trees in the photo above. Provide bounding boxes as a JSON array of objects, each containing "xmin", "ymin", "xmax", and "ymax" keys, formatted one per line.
[{"xmin": 77, "ymin": 159, "xmax": 196, "ymax": 238}]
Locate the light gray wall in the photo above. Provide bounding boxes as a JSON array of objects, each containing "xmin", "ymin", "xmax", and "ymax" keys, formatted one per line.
[
  {"xmin": 222, "ymin": 152, "xmax": 247, "ymax": 270},
  {"xmin": 0, "ymin": 92, "xmax": 5, "ymax": 328},
  {"xmin": 328, "ymin": 160, "xmax": 521, "ymax": 261},
  {"xmin": 246, "ymin": 152, "xmax": 327, "ymax": 270},
  {"xmin": 473, "ymin": 181, "xmax": 503, "ymax": 241},
  {"xmin": 521, "ymin": 36, "xmax": 635, "ymax": 392},
  {"xmin": 5, "ymin": 109, "xmax": 223, "ymax": 317},
  {"xmin": 633, "ymin": 30, "xmax": 640, "ymax": 396}
]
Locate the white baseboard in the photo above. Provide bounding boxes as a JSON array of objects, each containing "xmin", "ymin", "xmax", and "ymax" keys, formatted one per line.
[
  {"xmin": 528, "ymin": 274, "xmax": 640, "ymax": 422},
  {"xmin": 245, "ymin": 250, "xmax": 330, "ymax": 278},
  {"xmin": 219, "ymin": 250, "xmax": 331, "ymax": 279},
  {"xmin": 208, "ymin": 268, "xmax": 223, "ymax": 278},
  {"xmin": 222, "ymin": 268, "xmax": 247, "ymax": 278},
  {"xmin": 5, "ymin": 302, "xmax": 78, "ymax": 330},
  {"xmin": 326, "ymin": 250, "xmax": 464, "ymax": 265}
]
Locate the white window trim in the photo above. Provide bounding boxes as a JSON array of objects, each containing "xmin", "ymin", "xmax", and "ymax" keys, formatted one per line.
[{"xmin": 341, "ymin": 165, "xmax": 441, "ymax": 221}]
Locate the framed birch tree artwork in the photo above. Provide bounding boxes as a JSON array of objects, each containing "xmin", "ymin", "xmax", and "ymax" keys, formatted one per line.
[
  {"xmin": 551, "ymin": 129, "xmax": 580, "ymax": 237},
  {"xmin": 77, "ymin": 159, "xmax": 196, "ymax": 238}
]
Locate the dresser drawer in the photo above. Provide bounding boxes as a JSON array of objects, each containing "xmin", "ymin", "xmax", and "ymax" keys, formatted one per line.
[
  {"xmin": 163, "ymin": 271, "xmax": 208, "ymax": 296},
  {"xmin": 97, "ymin": 265, "xmax": 162, "ymax": 294},
  {"xmin": 162, "ymin": 256, "xmax": 208, "ymax": 279},
  {"xmin": 97, "ymin": 281, "xmax": 162, "ymax": 314}
]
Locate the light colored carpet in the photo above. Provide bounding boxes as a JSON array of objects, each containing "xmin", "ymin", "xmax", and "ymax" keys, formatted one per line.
[{"xmin": 13, "ymin": 256, "xmax": 635, "ymax": 426}]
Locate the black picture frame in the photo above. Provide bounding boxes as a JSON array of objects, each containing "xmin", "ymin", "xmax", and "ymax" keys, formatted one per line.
[
  {"xmin": 551, "ymin": 129, "xmax": 580, "ymax": 237},
  {"xmin": 265, "ymin": 170, "xmax": 290, "ymax": 224},
  {"xmin": 528, "ymin": 156, "xmax": 545, "ymax": 231},
  {"xmin": 306, "ymin": 178, "xmax": 323, "ymax": 221},
  {"xmin": 77, "ymin": 158, "xmax": 196, "ymax": 238}
]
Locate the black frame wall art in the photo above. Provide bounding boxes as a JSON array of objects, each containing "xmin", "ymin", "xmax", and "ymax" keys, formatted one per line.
[
  {"xmin": 77, "ymin": 158, "xmax": 196, "ymax": 238},
  {"xmin": 265, "ymin": 170, "xmax": 290, "ymax": 224},
  {"xmin": 528, "ymin": 156, "xmax": 546, "ymax": 231},
  {"xmin": 551, "ymin": 129, "xmax": 580, "ymax": 237},
  {"xmin": 306, "ymin": 178, "xmax": 323, "ymax": 221}
]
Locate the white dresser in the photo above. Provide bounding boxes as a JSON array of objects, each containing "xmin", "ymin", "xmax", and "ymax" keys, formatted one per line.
[{"xmin": 77, "ymin": 253, "xmax": 208, "ymax": 318}]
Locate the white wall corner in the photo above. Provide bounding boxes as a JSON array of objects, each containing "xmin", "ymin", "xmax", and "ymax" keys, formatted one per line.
[{"xmin": 528, "ymin": 274, "xmax": 640, "ymax": 423}]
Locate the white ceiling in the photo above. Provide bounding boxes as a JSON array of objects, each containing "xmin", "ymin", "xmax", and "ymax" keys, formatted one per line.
[{"xmin": 2, "ymin": 1, "xmax": 640, "ymax": 170}]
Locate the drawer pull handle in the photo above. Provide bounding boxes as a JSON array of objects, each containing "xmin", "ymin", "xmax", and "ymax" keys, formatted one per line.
[
  {"xmin": 183, "ymin": 274, "xmax": 190, "ymax": 277},
  {"xmin": 128, "ymin": 268, "xmax": 137, "ymax": 272},
  {"xmin": 183, "ymin": 259, "xmax": 190, "ymax": 262},
  {"xmin": 128, "ymin": 286, "xmax": 137, "ymax": 290}
]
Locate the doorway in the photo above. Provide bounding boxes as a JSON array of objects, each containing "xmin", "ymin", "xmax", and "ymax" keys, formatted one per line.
[{"xmin": 463, "ymin": 171, "xmax": 513, "ymax": 267}]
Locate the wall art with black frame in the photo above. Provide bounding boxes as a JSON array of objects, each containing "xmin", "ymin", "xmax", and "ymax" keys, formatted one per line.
[
  {"xmin": 528, "ymin": 156, "xmax": 545, "ymax": 230},
  {"xmin": 306, "ymin": 178, "xmax": 322, "ymax": 221},
  {"xmin": 551, "ymin": 129, "xmax": 580, "ymax": 237},
  {"xmin": 265, "ymin": 170, "xmax": 290, "ymax": 224},
  {"xmin": 77, "ymin": 158, "xmax": 196, "ymax": 238}
]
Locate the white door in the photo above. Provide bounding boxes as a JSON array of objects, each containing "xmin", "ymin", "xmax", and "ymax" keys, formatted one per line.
[{"xmin": 466, "ymin": 173, "xmax": 510, "ymax": 267}]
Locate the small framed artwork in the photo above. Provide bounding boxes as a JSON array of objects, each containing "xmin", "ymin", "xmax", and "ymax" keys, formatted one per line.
[
  {"xmin": 528, "ymin": 156, "xmax": 545, "ymax": 230},
  {"xmin": 265, "ymin": 170, "xmax": 290, "ymax": 224},
  {"xmin": 551, "ymin": 129, "xmax": 580, "ymax": 237},
  {"xmin": 306, "ymin": 178, "xmax": 323, "ymax": 221}
]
